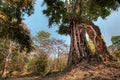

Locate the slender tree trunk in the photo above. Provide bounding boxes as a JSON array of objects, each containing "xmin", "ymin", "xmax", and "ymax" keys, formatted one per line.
[
  {"xmin": 2, "ymin": 41, "xmax": 13, "ymax": 78},
  {"xmin": 67, "ymin": 18, "xmax": 92, "ymax": 66}
]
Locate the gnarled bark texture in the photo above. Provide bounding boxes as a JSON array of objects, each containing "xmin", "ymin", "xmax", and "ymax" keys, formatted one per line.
[
  {"xmin": 67, "ymin": 19, "xmax": 113, "ymax": 66},
  {"xmin": 86, "ymin": 22, "xmax": 113, "ymax": 63},
  {"xmin": 67, "ymin": 18, "xmax": 92, "ymax": 66}
]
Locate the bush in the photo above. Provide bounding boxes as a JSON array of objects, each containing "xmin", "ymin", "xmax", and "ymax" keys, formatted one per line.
[
  {"xmin": 114, "ymin": 50, "xmax": 120, "ymax": 58},
  {"xmin": 27, "ymin": 58, "xmax": 36, "ymax": 72},
  {"xmin": 48, "ymin": 57, "xmax": 67, "ymax": 72},
  {"xmin": 27, "ymin": 54, "xmax": 48, "ymax": 76},
  {"xmin": 35, "ymin": 54, "xmax": 48, "ymax": 76},
  {"xmin": 57, "ymin": 59, "xmax": 67, "ymax": 71}
]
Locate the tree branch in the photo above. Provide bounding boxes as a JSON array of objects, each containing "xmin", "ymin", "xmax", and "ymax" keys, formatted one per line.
[{"xmin": 66, "ymin": 0, "xmax": 71, "ymax": 13}]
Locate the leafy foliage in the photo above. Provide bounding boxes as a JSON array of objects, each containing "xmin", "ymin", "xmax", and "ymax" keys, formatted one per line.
[
  {"xmin": 114, "ymin": 50, "xmax": 120, "ymax": 58},
  {"xmin": 32, "ymin": 30, "xmax": 68, "ymax": 73},
  {"xmin": 0, "ymin": 23, "xmax": 34, "ymax": 52},
  {"xmin": 9, "ymin": 54, "xmax": 26, "ymax": 72},
  {"xmin": 0, "ymin": 0, "xmax": 35, "ymax": 22},
  {"xmin": 27, "ymin": 54, "xmax": 48, "ymax": 76},
  {"xmin": 0, "ymin": 51, "xmax": 4, "ymax": 64},
  {"xmin": 33, "ymin": 30, "xmax": 51, "ymax": 53},
  {"xmin": 0, "ymin": 39, "xmax": 9, "ymax": 49},
  {"xmin": 42, "ymin": 0, "xmax": 120, "ymax": 35},
  {"xmin": 111, "ymin": 36, "xmax": 120, "ymax": 58},
  {"xmin": 0, "ymin": 0, "xmax": 35, "ymax": 52},
  {"xmin": 36, "ymin": 31, "xmax": 50, "ymax": 40},
  {"xmin": 111, "ymin": 35, "xmax": 120, "ymax": 50},
  {"xmin": 35, "ymin": 54, "xmax": 48, "ymax": 76},
  {"xmin": 88, "ymin": 39, "xmax": 95, "ymax": 53},
  {"xmin": 42, "ymin": 0, "xmax": 69, "ymax": 35},
  {"xmin": 0, "ymin": 41, "xmax": 30, "ymax": 76}
]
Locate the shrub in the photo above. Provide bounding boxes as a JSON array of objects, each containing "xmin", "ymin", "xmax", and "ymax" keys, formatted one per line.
[
  {"xmin": 27, "ymin": 54, "xmax": 48, "ymax": 76},
  {"xmin": 35, "ymin": 54, "xmax": 48, "ymax": 76},
  {"xmin": 27, "ymin": 58, "xmax": 36, "ymax": 72},
  {"xmin": 57, "ymin": 59, "xmax": 67, "ymax": 71},
  {"xmin": 114, "ymin": 50, "xmax": 120, "ymax": 58}
]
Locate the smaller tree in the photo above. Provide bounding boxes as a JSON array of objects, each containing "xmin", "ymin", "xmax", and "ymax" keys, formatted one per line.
[
  {"xmin": 48, "ymin": 38, "xmax": 69, "ymax": 71},
  {"xmin": 27, "ymin": 53, "xmax": 48, "ymax": 76},
  {"xmin": 111, "ymin": 36, "xmax": 120, "ymax": 58},
  {"xmin": 33, "ymin": 30, "xmax": 69, "ymax": 72},
  {"xmin": 35, "ymin": 54, "xmax": 48, "ymax": 76},
  {"xmin": 0, "ymin": 23, "xmax": 34, "ymax": 78},
  {"xmin": 111, "ymin": 36, "xmax": 120, "ymax": 50},
  {"xmin": 33, "ymin": 30, "xmax": 51, "ymax": 53}
]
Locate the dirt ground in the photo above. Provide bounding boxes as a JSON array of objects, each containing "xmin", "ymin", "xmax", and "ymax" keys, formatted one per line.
[
  {"xmin": 1, "ymin": 62, "xmax": 120, "ymax": 80},
  {"xmin": 43, "ymin": 62, "xmax": 120, "ymax": 80}
]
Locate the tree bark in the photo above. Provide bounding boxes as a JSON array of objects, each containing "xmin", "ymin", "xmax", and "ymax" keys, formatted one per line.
[
  {"xmin": 67, "ymin": 18, "xmax": 92, "ymax": 66},
  {"xmin": 2, "ymin": 41, "xmax": 13, "ymax": 78},
  {"xmin": 86, "ymin": 22, "xmax": 113, "ymax": 63},
  {"xmin": 67, "ymin": 19, "xmax": 114, "ymax": 66}
]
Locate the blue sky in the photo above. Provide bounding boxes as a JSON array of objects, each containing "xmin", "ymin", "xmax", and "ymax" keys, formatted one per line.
[{"xmin": 23, "ymin": 0, "xmax": 120, "ymax": 46}]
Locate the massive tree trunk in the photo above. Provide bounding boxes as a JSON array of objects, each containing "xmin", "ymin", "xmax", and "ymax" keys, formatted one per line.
[
  {"xmin": 67, "ymin": 18, "xmax": 92, "ymax": 66},
  {"xmin": 86, "ymin": 22, "xmax": 113, "ymax": 63},
  {"xmin": 67, "ymin": 18, "xmax": 114, "ymax": 66}
]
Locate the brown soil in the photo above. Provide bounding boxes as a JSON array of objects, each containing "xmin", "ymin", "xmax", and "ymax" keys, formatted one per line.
[
  {"xmin": 1, "ymin": 62, "xmax": 120, "ymax": 80},
  {"xmin": 43, "ymin": 62, "xmax": 120, "ymax": 80}
]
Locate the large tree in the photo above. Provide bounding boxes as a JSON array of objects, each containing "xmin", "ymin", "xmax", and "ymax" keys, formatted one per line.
[
  {"xmin": 0, "ymin": 0, "xmax": 35, "ymax": 77},
  {"xmin": 0, "ymin": 23, "xmax": 34, "ymax": 78},
  {"xmin": 42, "ymin": 0, "xmax": 120, "ymax": 66},
  {"xmin": 0, "ymin": 0, "xmax": 35, "ymax": 52}
]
